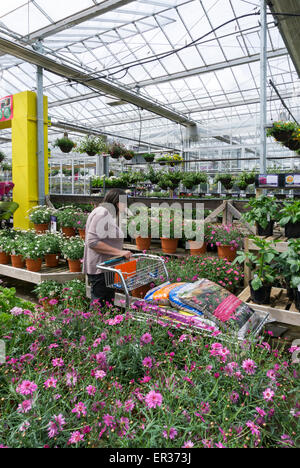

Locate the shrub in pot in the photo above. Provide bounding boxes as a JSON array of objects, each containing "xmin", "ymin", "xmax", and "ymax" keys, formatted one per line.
[
  {"xmin": 0, "ymin": 237, "xmax": 11, "ymax": 264},
  {"xmin": 61, "ymin": 237, "xmax": 84, "ymax": 272},
  {"xmin": 39, "ymin": 233, "xmax": 63, "ymax": 268},
  {"xmin": 279, "ymin": 200, "xmax": 300, "ymax": 239},
  {"xmin": 57, "ymin": 208, "xmax": 80, "ymax": 237},
  {"xmin": 153, "ymin": 208, "xmax": 183, "ymax": 254},
  {"xmin": 19, "ymin": 237, "xmax": 46, "ymax": 272},
  {"xmin": 277, "ymin": 239, "xmax": 300, "ymax": 305},
  {"xmin": 183, "ymin": 220, "xmax": 210, "ymax": 255},
  {"xmin": 76, "ymin": 135, "xmax": 107, "ymax": 156},
  {"xmin": 211, "ymin": 224, "xmax": 244, "ymax": 262},
  {"xmin": 76, "ymin": 212, "xmax": 89, "ymax": 240},
  {"xmin": 28, "ymin": 206, "xmax": 55, "ymax": 233},
  {"xmin": 233, "ymin": 237, "xmax": 279, "ymax": 304},
  {"xmin": 243, "ymin": 195, "xmax": 279, "ymax": 236},
  {"xmin": 128, "ymin": 208, "xmax": 152, "ymax": 251},
  {"xmin": 33, "ymin": 280, "xmax": 63, "ymax": 310}
]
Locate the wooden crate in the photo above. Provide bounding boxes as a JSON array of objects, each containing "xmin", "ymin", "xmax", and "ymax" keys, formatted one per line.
[
  {"xmin": 238, "ymin": 287, "xmax": 300, "ymax": 326},
  {"xmin": 0, "ymin": 261, "xmax": 84, "ymax": 285}
]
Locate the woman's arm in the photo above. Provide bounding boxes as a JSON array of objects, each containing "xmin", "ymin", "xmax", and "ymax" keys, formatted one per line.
[{"xmin": 91, "ymin": 241, "xmax": 132, "ymax": 260}]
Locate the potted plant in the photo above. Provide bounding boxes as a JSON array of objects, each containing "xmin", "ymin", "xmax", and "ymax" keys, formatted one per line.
[
  {"xmin": 276, "ymin": 239, "xmax": 300, "ymax": 302},
  {"xmin": 57, "ymin": 208, "xmax": 79, "ymax": 238},
  {"xmin": 39, "ymin": 233, "xmax": 62, "ymax": 268},
  {"xmin": 8, "ymin": 236, "xmax": 26, "ymax": 269},
  {"xmin": 19, "ymin": 237, "xmax": 46, "ymax": 272},
  {"xmin": 76, "ymin": 212, "xmax": 89, "ymax": 240},
  {"xmin": 155, "ymin": 209, "xmax": 182, "ymax": 254},
  {"xmin": 28, "ymin": 206, "xmax": 54, "ymax": 233},
  {"xmin": 157, "ymin": 154, "xmax": 184, "ymax": 167},
  {"xmin": 233, "ymin": 237, "xmax": 279, "ymax": 304},
  {"xmin": 76, "ymin": 135, "xmax": 107, "ymax": 156},
  {"xmin": 109, "ymin": 142, "xmax": 127, "ymax": 159},
  {"xmin": 0, "ymin": 237, "xmax": 11, "ymax": 264},
  {"xmin": 243, "ymin": 195, "xmax": 280, "ymax": 236},
  {"xmin": 214, "ymin": 173, "xmax": 235, "ymax": 192},
  {"xmin": 53, "ymin": 134, "xmax": 76, "ymax": 154},
  {"xmin": 184, "ymin": 220, "xmax": 209, "ymax": 255},
  {"xmin": 266, "ymin": 121, "xmax": 297, "ymax": 143},
  {"xmin": 211, "ymin": 224, "xmax": 244, "ymax": 262},
  {"xmin": 123, "ymin": 150, "xmax": 135, "ymax": 161},
  {"xmin": 143, "ymin": 153, "xmax": 155, "ymax": 163},
  {"xmin": 61, "ymin": 237, "xmax": 84, "ymax": 272},
  {"xmin": 128, "ymin": 209, "xmax": 152, "ymax": 251},
  {"xmin": 33, "ymin": 280, "xmax": 63, "ymax": 311},
  {"xmin": 279, "ymin": 200, "xmax": 300, "ymax": 239},
  {"xmin": 182, "ymin": 172, "xmax": 208, "ymax": 191}
]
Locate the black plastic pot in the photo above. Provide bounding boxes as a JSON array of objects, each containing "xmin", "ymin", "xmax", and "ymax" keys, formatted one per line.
[
  {"xmin": 285, "ymin": 222, "xmax": 300, "ymax": 239},
  {"xmin": 250, "ymin": 284, "xmax": 272, "ymax": 305},
  {"xmin": 256, "ymin": 221, "xmax": 274, "ymax": 237},
  {"xmin": 207, "ymin": 243, "xmax": 217, "ymax": 252},
  {"xmin": 287, "ymin": 285, "xmax": 294, "ymax": 301},
  {"xmin": 293, "ymin": 289, "xmax": 300, "ymax": 311}
]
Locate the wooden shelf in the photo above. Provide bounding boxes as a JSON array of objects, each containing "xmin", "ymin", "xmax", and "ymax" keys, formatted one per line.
[
  {"xmin": 238, "ymin": 287, "xmax": 300, "ymax": 326},
  {"xmin": 0, "ymin": 261, "xmax": 84, "ymax": 285}
]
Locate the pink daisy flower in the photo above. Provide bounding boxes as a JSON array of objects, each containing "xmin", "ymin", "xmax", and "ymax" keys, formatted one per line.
[{"xmin": 145, "ymin": 390, "xmax": 163, "ymax": 409}]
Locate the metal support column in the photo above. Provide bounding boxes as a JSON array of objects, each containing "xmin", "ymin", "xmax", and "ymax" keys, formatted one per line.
[
  {"xmin": 260, "ymin": 0, "xmax": 267, "ymax": 173},
  {"xmin": 37, "ymin": 65, "xmax": 45, "ymax": 205}
]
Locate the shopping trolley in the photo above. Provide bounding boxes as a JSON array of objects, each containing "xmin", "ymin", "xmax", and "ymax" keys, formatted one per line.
[{"xmin": 97, "ymin": 254, "xmax": 169, "ymax": 307}]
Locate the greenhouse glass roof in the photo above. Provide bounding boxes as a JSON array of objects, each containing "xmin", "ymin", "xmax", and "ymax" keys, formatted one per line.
[{"xmin": 0, "ymin": 0, "xmax": 299, "ymax": 160}]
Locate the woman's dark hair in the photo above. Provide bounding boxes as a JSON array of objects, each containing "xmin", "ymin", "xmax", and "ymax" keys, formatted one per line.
[{"xmin": 102, "ymin": 188, "xmax": 127, "ymax": 215}]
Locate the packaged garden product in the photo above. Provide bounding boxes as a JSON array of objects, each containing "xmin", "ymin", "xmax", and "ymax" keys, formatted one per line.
[
  {"xmin": 176, "ymin": 279, "xmax": 269, "ymax": 339},
  {"xmin": 144, "ymin": 282, "xmax": 185, "ymax": 306}
]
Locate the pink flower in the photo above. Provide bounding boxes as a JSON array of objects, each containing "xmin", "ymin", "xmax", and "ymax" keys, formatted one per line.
[
  {"xmin": 52, "ymin": 358, "xmax": 64, "ymax": 368},
  {"xmin": 142, "ymin": 357, "xmax": 153, "ymax": 368},
  {"xmin": 256, "ymin": 407, "xmax": 266, "ymax": 418},
  {"xmin": 163, "ymin": 427, "xmax": 178, "ymax": 440},
  {"xmin": 263, "ymin": 388, "xmax": 275, "ymax": 401},
  {"xmin": 44, "ymin": 377, "xmax": 57, "ymax": 389},
  {"xmin": 72, "ymin": 402, "xmax": 87, "ymax": 418},
  {"xmin": 242, "ymin": 359, "xmax": 257, "ymax": 375},
  {"xmin": 10, "ymin": 307, "xmax": 23, "ymax": 316},
  {"xmin": 69, "ymin": 431, "xmax": 84, "ymax": 444},
  {"xmin": 95, "ymin": 370, "xmax": 106, "ymax": 380},
  {"xmin": 86, "ymin": 385, "xmax": 96, "ymax": 396},
  {"xmin": 16, "ymin": 380, "xmax": 38, "ymax": 396},
  {"xmin": 17, "ymin": 400, "xmax": 32, "ymax": 414},
  {"xmin": 26, "ymin": 326, "xmax": 36, "ymax": 334},
  {"xmin": 48, "ymin": 299, "xmax": 58, "ymax": 306},
  {"xmin": 145, "ymin": 390, "xmax": 163, "ymax": 409},
  {"xmin": 246, "ymin": 421, "xmax": 261, "ymax": 437},
  {"xmin": 103, "ymin": 414, "xmax": 114, "ymax": 427},
  {"xmin": 182, "ymin": 440, "xmax": 194, "ymax": 448},
  {"xmin": 124, "ymin": 399, "xmax": 135, "ymax": 412},
  {"xmin": 141, "ymin": 333, "xmax": 152, "ymax": 344}
]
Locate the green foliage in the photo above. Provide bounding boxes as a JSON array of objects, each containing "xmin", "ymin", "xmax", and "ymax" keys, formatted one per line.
[
  {"xmin": 61, "ymin": 236, "xmax": 84, "ymax": 261},
  {"xmin": 28, "ymin": 206, "xmax": 55, "ymax": 225},
  {"xmin": 182, "ymin": 172, "xmax": 208, "ymax": 189},
  {"xmin": 33, "ymin": 281, "xmax": 63, "ymax": 300},
  {"xmin": 53, "ymin": 137, "xmax": 75, "ymax": 153},
  {"xmin": 76, "ymin": 135, "xmax": 107, "ymax": 155},
  {"xmin": 0, "ymin": 286, "xmax": 35, "ymax": 314},
  {"xmin": 214, "ymin": 173, "xmax": 235, "ymax": 190},
  {"xmin": 57, "ymin": 207, "xmax": 81, "ymax": 228},
  {"xmin": 279, "ymin": 200, "xmax": 300, "ymax": 226},
  {"xmin": 243, "ymin": 195, "xmax": 280, "ymax": 229}
]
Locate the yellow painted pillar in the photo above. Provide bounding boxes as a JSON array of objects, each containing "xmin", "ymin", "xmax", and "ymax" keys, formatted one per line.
[{"xmin": 10, "ymin": 91, "xmax": 48, "ymax": 230}]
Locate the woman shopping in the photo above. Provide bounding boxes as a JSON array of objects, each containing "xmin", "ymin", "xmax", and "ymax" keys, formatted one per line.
[{"xmin": 83, "ymin": 188, "xmax": 132, "ymax": 305}]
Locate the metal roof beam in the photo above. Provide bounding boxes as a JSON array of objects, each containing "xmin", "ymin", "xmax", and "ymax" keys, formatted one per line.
[
  {"xmin": 25, "ymin": 0, "xmax": 137, "ymax": 43},
  {"xmin": 0, "ymin": 36, "xmax": 196, "ymax": 127},
  {"xmin": 135, "ymin": 48, "xmax": 288, "ymax": 87}
]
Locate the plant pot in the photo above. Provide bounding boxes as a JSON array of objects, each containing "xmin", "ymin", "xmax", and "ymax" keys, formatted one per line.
[
  {"xmin": 285, "ymin": 140, "xmax": 300, "ymax": 151},
  {"xmin": 34, "ymin": 223, "xmax": 49, "ymax": 234},
  {"xmin": 144, "ymin": 157, "xmax": 154, "ymax": 163},
  {"xmin": 207, "ymin": 243, "xmax": 217, "ymax": 253},
  {"xmin": 136, "ymin": 236, "xmax": 151, "ymax": 251},
  {"xmin": 250, "ymin": 284, "xmax": 272, "ymax": 305},
  {"xmin": 11, "ymin": 254, "xmax": 25, "ymax": 269},
  {"xmin": 284, "ymin": 222, "xmax": 300, "ymax": 239},
  {"xmin": 78, "ymin": 229, "xmax": 86, "ymax": 240},
  {"xmin": 256, "ymin": 221, "xmax": 274, "ymax": 237},
  {"xmin": 45, "ymin": 254, "xmax": 60, "ymax": 268},
  {"xmin": 293, "ymin": 289, "xmax": 300, "ymax": 311},
  {"xmin": 68, "ymin": 259, "xmax": 82, "ymax": 273},
  {"xmin": 287, "ymin": 285, "xmax": 294, "ymax": 301},
  {"xmin": 188, "ymin": 241, "xmax": 207, "ymax": 255},
  {"xmin": 160, "ymin": 238, "xmax": 178, "ymax": 254},
  {"xmin": 62, "ymin": 227, "xmax": 76, "ymax": 238},
  {"xmin": 86, "ymin": 151, "xmax": 97, "ymax": 156},
  {"xmin": 217, "ymin": 245, "xmax": 237, "ymax": 262},
  {"xmin": 26, "ymin": 258, "xmax": 42, "ymax": 272},
  {"xmin": 273, "ymin": 130, "xmax": 294, "ymax": 142},
  {"xmin": 0, "ymin": 251, "xmax": 10, "ymax": 265}
]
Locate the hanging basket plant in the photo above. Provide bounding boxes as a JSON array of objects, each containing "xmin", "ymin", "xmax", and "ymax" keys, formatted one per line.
[
  {"xmin": 143, "ymin": 153, "xmax": 155, "ymax": 163},
  {"xmin": 76, "ymin": 135, "xmax": 107, "ymax": 156},
  {"xmin": 214, "ymin": 173, "xmax": 235, "ymax": 191},
  {"xmin": 266, "ymin": 121, "xmax": 297, "ymax": 143},
  {"xmin": 123, "ymin": 150, "xmax": 135, "ymax": 161},
  {"xmin": 53, "ymin": 133, "xmax": 76, "ymax": 154},
  {"xmin": 109, "ymin": 142, "xmax": 127, "ymax": 159}
]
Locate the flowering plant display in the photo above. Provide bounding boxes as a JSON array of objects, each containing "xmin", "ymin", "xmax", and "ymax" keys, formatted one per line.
[
  {"xmin": 61, "ymin": 237, "xmax": 84, "ymax": 261},
  {"xmin": 28, "ymin": 206, "xmax": 55, "ymax": 225},
  {"xmin": 156, "ymin": 154, "xmax": 184, "ymax": 166},
  {"xmin": 76, "ymin": 135, "xmax": 107, "ymax": 156},
  {"xmin": 109, "ymin": 142, "xmax": 127, "ymax": 159},
  {"xmin": 57, "ymin": 207, "xmax": 80, "ymax": 228},
  {"xmin": 33, "ymin": 281, "xmax": 63, "ymax": 301},
  {"xmin": 0, "ymin": 292, "xmax": 299, "ymax": 448},
  {"xmin": 38, "ymin": 233, "xmax": 63, "ymax": 255},
  {"xmin": 76, "ymin": 212, "xmax": 89, "ymax": 230},
  {"xmin": 210, "ymin": 224, "xmax": 244, "ymax": 250},
  {"xmin": 163, "ymin": 255, "xmax": 244, "ymax": 292},
  {"xmin": 18, "ymin": 236, "xmax": 46, "ymax": 260}
]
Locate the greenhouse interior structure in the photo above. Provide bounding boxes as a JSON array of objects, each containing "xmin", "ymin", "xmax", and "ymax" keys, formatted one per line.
[{"xmin": 0, "ymin": 0, "xmax": 300, "ymax": 450}]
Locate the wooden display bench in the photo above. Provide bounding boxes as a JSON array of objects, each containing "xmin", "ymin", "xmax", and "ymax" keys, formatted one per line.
[
  {"xmin": 0, "ymin": 261, "xmax": 84, "ymax": 285},
  {"xmin": 238, "ymin": 287, "xmax": 300, "ymax": 326}
]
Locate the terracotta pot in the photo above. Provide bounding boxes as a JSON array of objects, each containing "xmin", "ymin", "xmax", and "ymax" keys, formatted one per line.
[
  {"xmin": 34, "ymin": 223, "xmax": 49, "ymax": 234},
  {"xmin": 45, "ymin": 254, "xmax": 60, "ymax": 268},
  {"xmin": 189, "ymin": 241, "xmax": 207, "ymax": 255},
  {"xmin": 78, "ymin": 229, "xmax": 86, "ymax": 240},
  {"xmin": 160, "ymin": 238, "xmax": 178, "ymax": 254},
  {"xmin": 11, "ymin": 254, "xmax": 25, "ymax": 269},
  {"xmin": 0, "ymin": 251, "xmax": 10, "ymax": 264},
  {"xmin": 136, "ymin": 236, "xmax": 151, "ymax": 251},
  {"xmin": 217, "ymin": 245, "xmax": 237, "ymax": 262},
  {"xmin": 62, "ymin": 227, "xmax": 76, "ymax": 238},
  {"xmin": 68, "ymin": 259, "xmax": 82, "ymax": 272},
  {"xmin": 26, "ymin": 258, "xmax": 42, "ymax": 272}
]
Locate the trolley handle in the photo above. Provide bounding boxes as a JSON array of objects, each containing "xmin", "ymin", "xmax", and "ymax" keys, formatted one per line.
[{"xmin": 101, "ymin": 256, "xmax": 127, "ymax": 267}]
